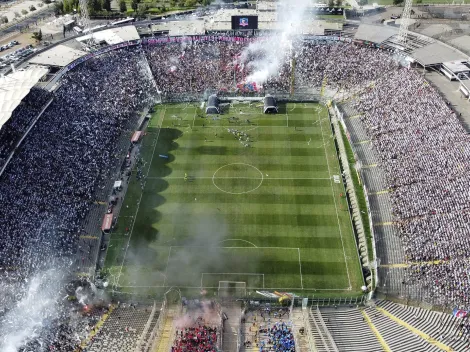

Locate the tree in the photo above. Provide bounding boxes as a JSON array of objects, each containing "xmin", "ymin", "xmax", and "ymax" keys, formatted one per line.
[
  {"xmin": 119, "ymin": 0, "xmax": 127, "ymax": 12},
  {"xmin": 328, "ymin": 0, "xmax": 334, "ymax": 7},
  {"xmin": 62, "ymin": 0, "xmax": 71, "ymax": 13},
  {"xmin": 131, "ymin": 0, "xmax": 138, "ymax": 12},
  {"xmin": 32, "ymin": 29, "xmax": 42, "ymax": 42},
  {"xmin": 89, "ymin": 0, "xmax": 102, "ymax": 13},
  {"xmin": 0, "ymin": 16, "xmax": 8, "ymax": 24},
  {"xmin": 184, "ymin": 0, "xmax": 196, "ymax": 7},
  {"xmin": 43, "ymin": 0, "xmax": 52, "ymax": 4},
  {"xmin": 102, "ymin": 0, "xmax": 111, "ymax": 11},
  {"xmin": 30, "ymin": 5, "xmax": 37, "ymax": 11},
  {"xmin": 392, "ymin": 0, "xmax": 404, "ymax": 5},
  {"xmin": 21, "ymin": 9, "xmax": 28, "ymax": 15},
  {"xmin": 14, "ymin": 11, "xmax": 21, "ymax": 18},
  {"xmin": 335, "ymin": 0, "xmax": 342, "ymax": 6},
  {"xmin": 38, "ymin": 3, "xmax": 44, "ymax": 7}
]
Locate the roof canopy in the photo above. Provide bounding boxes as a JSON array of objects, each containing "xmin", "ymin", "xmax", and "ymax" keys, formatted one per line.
[
  {"xmin": 77, "ymin": 26, "xmax": 140, "ymax": 46},
  {"xmin": 412, "ymin": 42, "xmax": 467, "ymax": 66},
  {"xmin": 354, "ymin": 24, "xmax": 398, "ymax": 43},
  {"xmin": 28, "ymin": 45, "xmax": 87, "ymax": 67},
  {"xmin": 0, "ymin": 66, "xmax": 49, "ymax": 130}
]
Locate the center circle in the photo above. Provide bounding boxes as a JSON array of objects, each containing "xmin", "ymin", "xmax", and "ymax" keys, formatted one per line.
[{"xmin": 212, "ymin": 163, "xmax": 264, "ymax": 195}]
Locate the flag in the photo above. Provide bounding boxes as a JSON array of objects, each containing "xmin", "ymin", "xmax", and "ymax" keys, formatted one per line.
[{"xmin": 453, "ymin": 308, "xmax": 468, "ymax": 318}]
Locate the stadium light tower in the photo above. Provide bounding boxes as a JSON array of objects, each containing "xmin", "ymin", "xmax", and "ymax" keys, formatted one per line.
[
  {"xmin": 78, "ymin": 0, "xmax": 94, "ymax": 48},
  {"xmin": 397, "ymin": 0, "xmax": 413, "ymax": 47}
]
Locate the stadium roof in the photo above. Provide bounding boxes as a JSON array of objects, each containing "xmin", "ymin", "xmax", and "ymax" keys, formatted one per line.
[
  {"xmin": 0, "ymin": 66, "xmax": 49, "ymax": 130},
  {"xmin": 77, "ymin": 26, "xmax": 140, "ymax": 45},
  {"xmin": 354, "ymin": 24, "xmax": 397, "ymax": 43},
  {"xmin": 28, "ymin": 45, "xmax": 87, "ymax": 67},
  {"xmin": 411, "ymin": 42, "xmax": 468, "ymax": 66},
  {"xmin": 448, "ymin": 35, "xmax": 470, "ymax": 55}
]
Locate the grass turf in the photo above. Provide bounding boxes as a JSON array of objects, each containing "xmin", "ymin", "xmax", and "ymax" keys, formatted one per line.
[{"xmin": 105, "ymin": 102, "xmax": 364, "ymax": 297}]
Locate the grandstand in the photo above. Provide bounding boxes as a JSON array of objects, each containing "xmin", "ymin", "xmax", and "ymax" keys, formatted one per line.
[{"xmin": 1, "ymin": 2, "xmax": 470, "ymax": 351}]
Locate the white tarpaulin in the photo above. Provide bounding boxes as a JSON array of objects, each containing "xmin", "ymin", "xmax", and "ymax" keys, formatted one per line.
[{"xmin": 0, "ymin": 66, "xmax": 49, "ymax": 130}]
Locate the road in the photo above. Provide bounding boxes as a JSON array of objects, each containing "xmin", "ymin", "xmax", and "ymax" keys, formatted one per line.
[{"xmin": 0, "ymin": 5, "xmax": 55, "ymax": 42}]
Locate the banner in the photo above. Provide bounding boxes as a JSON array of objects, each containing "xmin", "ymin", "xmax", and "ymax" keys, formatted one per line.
[{"xmin": 453, "ymin": 308, "xmax": 468, "ymax": 318}]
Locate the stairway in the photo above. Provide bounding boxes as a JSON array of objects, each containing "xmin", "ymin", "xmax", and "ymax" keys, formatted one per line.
[
  {"xmin": 154, "ymin": 307, "xmax": 177, "ymax": 352},
  {"xmin": 222, "ymin": 301, "xmax": 243, "ymax": 352},
  {"xmin": 291, "ymin": 308, "xmax": 311, "ymax": 352},
  {"xmin": 308, "ymin": 308, "xmax": 339, "ymax": 352}
]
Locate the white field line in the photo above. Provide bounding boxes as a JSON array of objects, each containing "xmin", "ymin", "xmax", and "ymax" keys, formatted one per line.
[
  {"xmin": 118, "ymin": 285, "xmax": 350, "ymax": 291},
  {"xmin": 167, "ymin": 246, "xmax": 300, "ymax": 249},
  {"xmin": 298, "ymin": 248, "xmax": 304, "ymax": 289},
  {"xmin": 318, "ymin": 111, "xmax": 352, "ymax": 290},
  {"xmin": 219, "ymin": 239, "xmax": 258, "ymax": 247},
  {"xmin": 147, "ymin": 176, "xmax": 331, "ymax": 180},
  {"xmin": 201, "ymin": 272, "xmax": 265, "ymax": 288},
  {"xmin": 162, "ymin": 246, "xmax": 172, "ymax": 287},
  {"xmin": 191, "ymin": 107, "xmax": 197, "ymax": 128},
  {"xmin": 114, "ymin": 107, "xmax": 167, "ymax": 288},
  {"xmin": 186, "ymin": 125, "xmax": 318, "ymax": 128}
]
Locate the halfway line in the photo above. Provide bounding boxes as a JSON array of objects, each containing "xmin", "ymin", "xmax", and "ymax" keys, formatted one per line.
[{"xmin": 148, "ymin": 176, "xmax": 331, "ymax": 180}]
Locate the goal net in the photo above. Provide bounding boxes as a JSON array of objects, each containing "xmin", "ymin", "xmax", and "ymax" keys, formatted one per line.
[{"xmin": 218, "ymin": 281, "xmax": 246, "ymax": 297}]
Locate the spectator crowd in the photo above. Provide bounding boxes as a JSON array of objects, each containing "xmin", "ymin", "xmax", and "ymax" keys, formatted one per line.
[
  {"xmin": 172, "ymin": 324, "xmax": 218, "ymax": 352},
  {"xmin": 0, "ymin": 47, "xmax": 157, "ymax": 351},
  {"xmin": 0, "ymin": 36, "xmax": 469, "ymax": 350},
  {"xmin": 351, "ymin": 67, "xmax": 470, "ymax": 306}
]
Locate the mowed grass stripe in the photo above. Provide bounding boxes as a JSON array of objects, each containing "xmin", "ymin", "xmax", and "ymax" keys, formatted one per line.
[
  {"xmin": 107, "ymin": 103, "xmax": 363, "ymax": 292},
  {"xmin": 148, "ymin": 164, "xmax": 330, "ymax": 179},
  {"xmin": 155, "ymin": 205, "xmax": 339, "ymax": 217},
  {"xmin": 169, "ymin": 146, "xmax": 326, "ymax": 157},
  {"xmin": 150, "ymin": 161, "xmax": 331, "ymax": 173},
  {"xmin": 151, "ymin": 212, "xmax": 340, "ymax": 227},
  {"xmin": 140, "ymin": 190, "xmax": 336, "ymax": 205}
]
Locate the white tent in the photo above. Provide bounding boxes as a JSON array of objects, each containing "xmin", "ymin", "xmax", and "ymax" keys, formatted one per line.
[{"xmin": 0, "ymin": 66, "xmax": 49, "ymax": 130}]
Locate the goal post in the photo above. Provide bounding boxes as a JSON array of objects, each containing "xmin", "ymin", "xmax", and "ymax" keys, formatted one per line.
[{"xmin": 218, "ymin": 281, "xmax": 247, "ymax": 297}]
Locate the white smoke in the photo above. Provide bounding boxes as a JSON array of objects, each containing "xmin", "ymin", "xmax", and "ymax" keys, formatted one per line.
[
  {"xmin": 0, "ymin": 268, "xmax": 66, "ymax": 352},
  {"xmin": 239, "ymin": 0, "xmax": 312, "ymax": 86}
]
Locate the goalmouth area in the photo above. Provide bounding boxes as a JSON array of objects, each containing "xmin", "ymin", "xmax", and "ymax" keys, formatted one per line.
[{"xmin": 105, "ymin": 102, "xmax": 364, "ymax": 297}]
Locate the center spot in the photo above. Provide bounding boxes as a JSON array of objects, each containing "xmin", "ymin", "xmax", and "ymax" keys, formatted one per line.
[{"xmin": 212, "ymin": 163, "xmax": 263, "ymax": 195}]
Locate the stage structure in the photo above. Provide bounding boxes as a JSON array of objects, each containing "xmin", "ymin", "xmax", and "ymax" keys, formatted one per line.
[
  {"xmin": 263, "ymin": 95, "xmax": 278, "ymax": 113},
  {"xmin": 206, "ymin": 94, "xmax": 220, "ymax": 114}
]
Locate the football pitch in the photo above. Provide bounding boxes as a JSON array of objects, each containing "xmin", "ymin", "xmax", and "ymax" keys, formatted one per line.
[{"xmin": 105, "ymin": 102, "xmax": 363, "ymax": 296}]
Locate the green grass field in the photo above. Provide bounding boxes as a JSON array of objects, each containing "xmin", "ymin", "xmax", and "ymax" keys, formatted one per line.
[{"xmin": 105, "ymin": 102, "xmax": 363, "ymax": 297}]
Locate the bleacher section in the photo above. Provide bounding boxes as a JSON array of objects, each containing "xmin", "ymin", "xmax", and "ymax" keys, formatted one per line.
[
  {"xmin": 240, "ymin": 307, "xmax": 295, "ymax": 352},
  {"xmin": 319, "ymin": 308, "xmax": 383, "ymax": 352},
  {"xmin": 85, "ymin": 303, "xmax": 159, "ymax": 352},
  {"xmin": 306, "ymin": 301, "xmax": 468, "ymax": 352},
  {"xmin": 337, "ymin": 102, "xmax": 408, "ymax": 299},
  {"xmin": 376, "ymin": 300, "xmax": 468, "ymax": 351}
]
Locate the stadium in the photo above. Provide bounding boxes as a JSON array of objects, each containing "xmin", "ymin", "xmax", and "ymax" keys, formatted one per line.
[{"xmin": 0, "ymin": 0, "xmax": 470, "ymax": 350}]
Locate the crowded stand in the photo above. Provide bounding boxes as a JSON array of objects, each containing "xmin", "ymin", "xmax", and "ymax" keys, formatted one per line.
[
  {"xmin": 0, "ymin": 48, "xmax": 157, "ymax": 351},
  {"xmin": 171, "ymin": 300, "xmax": 221, "ymax": 352},
  {"xmin": 0, "ymin": 87, "xmax": 51, "ymax": 170},
  {"xmin": 351, "ymin": 67, "xmax": 470, "ymax": 306},
  {"xmin": 1, "ymin": 34, "xmax": 470, "ymax": 349},
  {"xmin": 0, "ymin": 48, "xmax": 157, "ymax": 271},
  {"xmin": 172, "ymin": 324, "xmax": 218, "ymax": 352},
  {"xmin": 242, "ymin": 306, "xmax": 294, "ymax": 351},
  {"xmin": 143, "ymin": 40, "xmax": 291, "ymax": 95}
]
